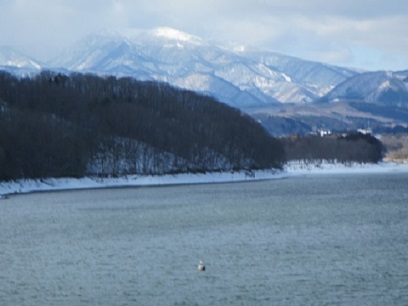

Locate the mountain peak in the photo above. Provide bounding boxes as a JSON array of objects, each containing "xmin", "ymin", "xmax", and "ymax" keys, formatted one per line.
[{"xmin": 151, "ymin": 27, "xmax": 202, "ymax": 43}]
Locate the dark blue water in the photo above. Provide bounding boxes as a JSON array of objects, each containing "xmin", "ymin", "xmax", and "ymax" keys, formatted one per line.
[{"xmin": 1, "ymin": 173, "xmax": 408, "ymax": 305}]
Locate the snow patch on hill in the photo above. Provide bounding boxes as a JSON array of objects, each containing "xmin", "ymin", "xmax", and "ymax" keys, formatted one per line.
[{"xmin": 152, "ymin": 27, "xmax": 201, "ymax": 43}]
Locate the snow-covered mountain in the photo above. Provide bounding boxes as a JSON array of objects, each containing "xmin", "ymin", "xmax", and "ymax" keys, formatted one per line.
[
  {"xmin": 323, "ymin": 70, "xmax": 408, "ymax": 106},
  {"xmin": 49, "ymin": 28, "xmax": 356, "ymax": 107},
  {"xmin": 0, "ymin": 46, "xmax": 42, "ymax": 75},
  {"xmin": 5, "ymin": 27, "xmax": 406, "ymax": 110}
]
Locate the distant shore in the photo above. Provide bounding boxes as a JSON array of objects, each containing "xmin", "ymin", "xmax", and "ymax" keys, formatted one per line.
[{"xmin": 1, "ymin": 161, "xmax": 408, "ymax": 197}]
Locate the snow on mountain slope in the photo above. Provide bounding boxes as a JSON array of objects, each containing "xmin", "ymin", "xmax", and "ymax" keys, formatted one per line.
[
  {"xmin": 52, "ymin": 28, "xmax": 342, "ymax": 106},
  {"xmin": 248, "ymin": 51, "xmax": 357, "ymax": 86},
  {"xmin": 0, "ymin": 46, "xmax": 42, "ymax": 74},
  {"xmin": 50, "ymin": 32, "xmax": 157, "ymax": 79},
  {"xmin": 245, "ymin": 51, "xmax": 358, "ymax": 100},
  {"xmin": 323, "ymin": 71, "xmax": 408, "ymax": 106}
]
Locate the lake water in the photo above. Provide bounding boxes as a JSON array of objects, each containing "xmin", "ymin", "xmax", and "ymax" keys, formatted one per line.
[{"xmin": 1, "ymin": 173, "xmax": 408, "ymax": 305}]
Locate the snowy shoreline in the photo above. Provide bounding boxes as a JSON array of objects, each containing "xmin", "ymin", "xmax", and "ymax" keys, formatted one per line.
[{"xmin": 1, "ymin": 161, "xmax": 408, "ymax": 197}]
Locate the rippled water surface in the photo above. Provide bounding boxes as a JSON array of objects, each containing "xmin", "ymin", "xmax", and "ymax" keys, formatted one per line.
[{"xmin": 1, "ymin": 173, "xmax": 408, "ymax": 305}]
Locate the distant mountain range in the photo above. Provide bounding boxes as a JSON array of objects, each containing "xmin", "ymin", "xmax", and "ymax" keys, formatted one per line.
[
  {"xmin": 49, "ymin": 28, "xmax": 349, "ymax": 106},
  {"xmin": 1, "ymin": 28, "xmax": 359, "ymax": 106},
  {"xmin": 1, "ymin": 27, "xmax": 408, "ymax": 135}
]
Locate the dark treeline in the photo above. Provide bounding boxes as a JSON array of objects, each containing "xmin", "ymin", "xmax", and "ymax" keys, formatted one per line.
[
  {"xmin": 282, "ymin": 133, "xmax": 385, "ymax": 163},
  {"xmin": 0, "ymin": 71, "xmax": 285, "ymax": 181}
]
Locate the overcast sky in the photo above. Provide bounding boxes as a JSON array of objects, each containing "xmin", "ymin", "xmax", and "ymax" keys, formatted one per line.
[{"xmin": 0, "ymin": 0, "xmax": 407, "ymax": 70}]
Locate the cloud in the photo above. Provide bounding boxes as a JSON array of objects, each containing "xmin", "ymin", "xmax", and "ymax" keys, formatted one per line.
[
  {"xmin": 0, "ymin": 0, "xmax": 129, "ymax": 59},
  {"xmin": 0, "ymin": 0, "xmax": 407, "ymax": 70}
]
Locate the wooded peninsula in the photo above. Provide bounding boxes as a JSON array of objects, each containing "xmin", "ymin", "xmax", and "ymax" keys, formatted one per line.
[{"xmin": 0, "ymin": 71, "xmax": 384, "ymax": 181}]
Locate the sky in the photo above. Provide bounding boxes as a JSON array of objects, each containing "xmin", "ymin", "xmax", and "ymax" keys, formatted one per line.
[{"xmin": 0, "ymin": 0, "xmax": 407, "ymax": 71}]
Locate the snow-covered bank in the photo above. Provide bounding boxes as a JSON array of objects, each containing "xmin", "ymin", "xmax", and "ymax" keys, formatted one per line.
[
  {"xmin": 0, "ymin": 170, "xmax": 282, "ymax": 196},
  {"xmin": 1, "ymin": 161, "xmax": 408, "ymax": 197}
]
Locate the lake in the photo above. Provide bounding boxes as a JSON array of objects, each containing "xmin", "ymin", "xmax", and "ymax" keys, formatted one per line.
[{"xmin": 1, "ymin": 172, "xmax": 408, "ymax": 305}]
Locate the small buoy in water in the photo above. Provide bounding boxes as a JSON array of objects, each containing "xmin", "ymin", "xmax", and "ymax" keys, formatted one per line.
[{"xmin": 198, "ymin": 260, "xmax": 205, "ymax": 272}]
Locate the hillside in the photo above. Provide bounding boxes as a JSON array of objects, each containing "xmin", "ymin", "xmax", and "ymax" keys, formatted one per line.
[
  {"xmin": 381, "ymin": 134, "xmax": 408, "ymax": 163},
  {"xmin": 244, "ymin": 51, "xmax": 358, "ymax": 102},
  {"xmin": 250, "ymin": 101, "xmax": 408, "ymax": 136},
  {"xmin": 0, "ymin": 71, "xmax": 285, "ymax": 181},
  {"xmin": 322, "ymin": 71, "xmax": 408, "ymax": 106}
]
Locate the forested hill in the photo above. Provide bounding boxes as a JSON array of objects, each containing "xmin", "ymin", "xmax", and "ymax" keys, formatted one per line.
[{"xmin": 0, "ymin": 71, "xmax": 285, "ymax": 181}]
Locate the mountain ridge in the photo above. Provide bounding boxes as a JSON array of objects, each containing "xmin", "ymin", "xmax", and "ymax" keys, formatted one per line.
[
  {"xmin": 2, "ymin": 28, "xmax": 407, "ymax": 109},
  {"xmin": 42, "ymin": 28, "xmax": 361, "ymax": 106}
]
